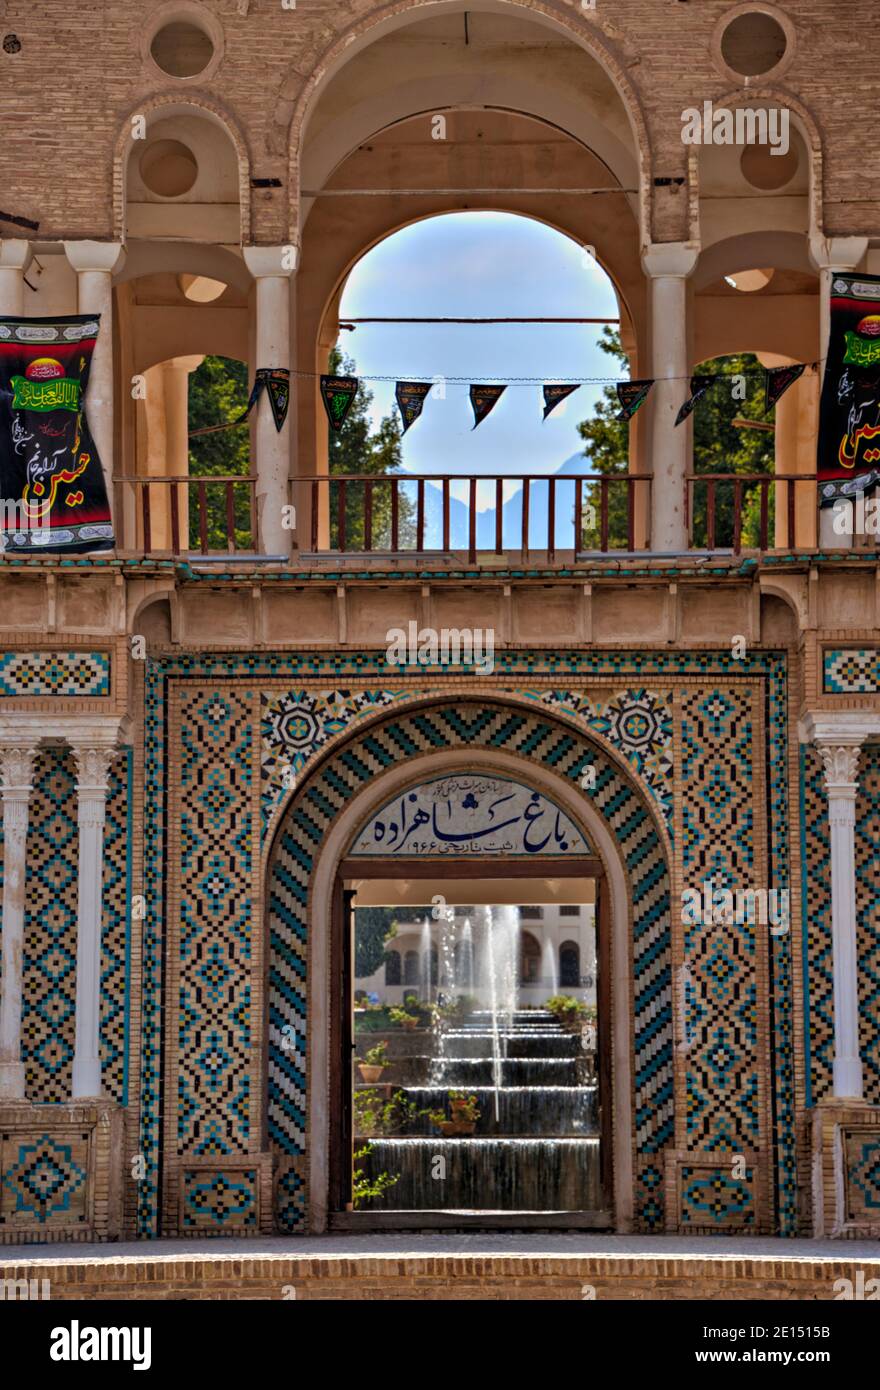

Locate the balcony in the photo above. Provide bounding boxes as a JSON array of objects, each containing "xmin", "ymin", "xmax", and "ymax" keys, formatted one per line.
[{"xmin": 110, "ymin": 468, "xmax": 847, "ymax": 564}]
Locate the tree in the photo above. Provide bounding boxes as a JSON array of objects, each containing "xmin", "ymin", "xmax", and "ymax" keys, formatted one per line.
[
  {"xmin": 355, "ymin": 907, "xmax": 399, "ymax": 979},
  {"xmin": 327, "ymin": 346, "xmax": 413, "ymax": 550},
  {"xmin": 187, "ymin": 356, "xmax": 253, "ymax": 550},
  {"xmin": 576, "ymin": 327, "xmax": 775, "ymax": 549}
]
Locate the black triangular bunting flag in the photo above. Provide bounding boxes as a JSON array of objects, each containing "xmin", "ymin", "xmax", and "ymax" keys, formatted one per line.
[
  {"xmin": 259, "ymin": 368, "xmax": 290, "ymax": 433},
  {"xmin": 616, "ymin": 379, "xmax": 653, "ymax": 422},
  {"xmin": 765, "ymin": 363, "xmax": 806, "ymax": 412},
  {"xmin": 675, "ymin": 375, "xmax": 713, "ymax": 426},
  {"xmin": 469, "ymin": 383, "xmax": 506, "ymax": 429},
  {"xmin": 320, "ymin": 374, "xmax": 358, "ymax": 432},
  {"xmin": 542, "ymin": 382, "xmax": 581, "ymax": 421},
  {"xmin": 395, "ymin": 381, "xmax": 432, "ymax": 435}
]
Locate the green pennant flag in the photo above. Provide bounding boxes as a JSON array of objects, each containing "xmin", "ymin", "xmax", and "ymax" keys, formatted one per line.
[
  {"xmin": 615, "ymin": 379, "xmax": 653, "ymax": 422},
  {"xmin": 320, "ymin": 374, "xmax": 359, "ymax": 432}
]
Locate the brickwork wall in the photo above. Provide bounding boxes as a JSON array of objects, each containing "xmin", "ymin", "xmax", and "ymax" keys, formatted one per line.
[{"xmin": 0, "ymin": 0, "xmax": 877, "ymax": 243}]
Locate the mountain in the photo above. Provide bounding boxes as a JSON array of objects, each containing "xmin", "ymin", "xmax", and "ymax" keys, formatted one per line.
[{"xmin": 413, "ymin": 451, "xmax": 590, "ymax": 552}]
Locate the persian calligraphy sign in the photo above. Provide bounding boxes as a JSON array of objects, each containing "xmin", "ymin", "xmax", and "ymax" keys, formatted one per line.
[
  {"xmin": 817, "ymin": 273, "xmax": 880, "ymax": 506},
  {"xmin": 349, "ymin": 774, "xmax": 591, "ymax": 857},
  {"xmin": 0, "ymin": 314, "xmax": 114, "ymax": 552}
]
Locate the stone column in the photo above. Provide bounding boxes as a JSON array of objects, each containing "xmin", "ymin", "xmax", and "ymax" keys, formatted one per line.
[
  {"xmin": 243, "ymin": 246, "xmax": 295, "ymax": 558},
  {"xmin": 0, "ymin": 746, "xmax": 36, "ymax": 1099},
  {"xmin": 0, "ymin": 240, "xmax": 31, "ymax": 317},
  {"xmin": 642, "ymin": 244, "xmax": 699, "ymax": 553},
  {"xmin": 816, "ymin": 738, "xmax": 864, "ymax": 1099},
  {"xmin": 809, "ymin": 236, "xmax": 869, "ymax": 550},
  {"xmin": 71, "ymin": 746, "xmax": 113, "ymax": 1099},
  {"xmin": 63, "ymin": 241, "xmax": 126, "ymax": 514}
]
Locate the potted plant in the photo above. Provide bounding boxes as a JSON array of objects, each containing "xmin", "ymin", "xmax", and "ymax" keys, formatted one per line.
[
  {"xmin": 388, "ymin": 1006, "xmax": 419, "ymax": 1032},
  {"xmin": 357, "ymin": 1041, "xmax": 389, "ymax": 1083},
  {"xmin": 448, "ymin": 1091, "xmax": 480, "ymax": 1134}
]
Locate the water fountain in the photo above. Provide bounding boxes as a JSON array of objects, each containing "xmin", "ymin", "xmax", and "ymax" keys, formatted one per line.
[
  {"xmin": 540, "ymin": 936, "xmax": 559, "ymax": 996},
  {"xmin": 358, "ymin": 902, "xmax": 602, "ymax": 1214}
]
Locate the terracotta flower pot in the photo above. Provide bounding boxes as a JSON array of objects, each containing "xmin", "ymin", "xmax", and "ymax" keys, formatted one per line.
[
  {"xmin": 453, "ymin": 1120, "xmax": 476, "ymax": 1135},
  {"xmin": 358, "ymin": 1064, "xmax": 384, "ymax": 1083}
]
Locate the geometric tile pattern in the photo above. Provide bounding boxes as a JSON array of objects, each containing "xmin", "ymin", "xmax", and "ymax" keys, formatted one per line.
[
  {"xmin": 0, "ymin": 1132, "xmax": 88, "ymax": 1226},
  {"xmin": 845, "ymin": 1131, "xmax": 880, "ymax": 1221},
  {"xmin": 181, "ymin": 1168, "xmax": 257, "ymax": 1230},
  {"xmin": 266, "ymin": 699, "xmax": 673, "ymax": 1232},
  {"xmin": 177, "ymin": 690, "xmax": 254, "ymax": 1156},
  {"xmin": 101, "ymin": 750, "xmax": 133, "ymax": 1105},
  {"xmin": 0, "ymin": 650, "xmax": 110, "ymax": 697},
  {"xmin": 854, "ymin": 747, "xmax": 880, "ymax": 1107},
  {"xmin": 526, "ymin": 688, "xmax": 674, "ymax": 831},
  {"xmin": 823, "ymin": 649, "xmax": 880, "ymax": 694},
  {"xmin": 21, "ymin": 749, "xmax": 79, "ymax": 1101},
  {"xmin": 138, "ymin": 647, "xmax": 793, "ymax": 1237},
  {"xmin": 679, "ymin": 690, "xmax": 764, "ymax": 1170},
  {"xmin": 800, "ymin": 746, "xmax": 834, "ymax": 1105},
  {"xmin": 679, "ymin": 1163, "xmax": 755, "ymax": 1229}
]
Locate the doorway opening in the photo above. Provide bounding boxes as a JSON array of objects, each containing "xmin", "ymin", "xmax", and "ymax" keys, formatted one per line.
[{"xmin": 331, "ymin": 863, "xmax": 612, "ymax": 1229}]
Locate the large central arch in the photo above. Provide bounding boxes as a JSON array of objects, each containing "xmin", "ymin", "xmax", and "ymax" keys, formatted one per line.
[{"xmin": 265, "ymin": 696, "xmax": 673, "ymax": 1234}]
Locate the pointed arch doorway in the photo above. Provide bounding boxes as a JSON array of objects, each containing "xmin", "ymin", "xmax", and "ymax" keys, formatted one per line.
[
  {"xmin": 264, "ymin": 698, "xmax": 674, "ymax": 1236},
  {"xmin": 332, "ymin": 796, "xmax": 613, "ymax": 1230}
]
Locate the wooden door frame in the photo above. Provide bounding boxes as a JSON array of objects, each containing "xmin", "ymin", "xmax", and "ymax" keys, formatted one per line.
[{"xmin": 330, "ymin": 856, "xmax": 614, "ymax": 1229}]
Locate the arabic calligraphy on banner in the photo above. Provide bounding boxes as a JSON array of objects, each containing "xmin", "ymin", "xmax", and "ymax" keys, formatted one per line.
[{"xmin": 349, "ymin": 774, "xmax": 591, "ymax": 858}]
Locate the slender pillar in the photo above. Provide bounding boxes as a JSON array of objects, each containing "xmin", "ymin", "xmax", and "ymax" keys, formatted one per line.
[
  {"xmin": 0, "ymin": 746, "xmax": 36, "ymax": 1098},
  {"xmin": 63, "ymin": 241, "xmax": 126, "ymax": 514},
  {"xmin": 0, "ymin": 240, "xmax": 31, "ymax": 317},
  {"xmin": 71, "ymin": 745, "xmax": 113, "ymax": 1099},
  {"xmin": 809, "ymin": 236, "xmax": 869, "ymax": 550},
  {"xmin": 243, "ymin": 245, "xmax": 295, "ymax": 558},
  {"xmin": 817, "ymin": 739, "xmax": 864, "ymax": 1099},
  {"xmin": 642, "ymin": 244, "xmax": 699, "ymax": 553}
]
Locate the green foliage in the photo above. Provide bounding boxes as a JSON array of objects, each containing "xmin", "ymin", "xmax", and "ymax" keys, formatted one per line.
[
  {"xmin": 576, "ymin": 328, "xmax": 776, "ymax": 550},
  {"xmin": 351, "ymin": 1143, "xmax": 399, "ymax": 1208},
  {"xmin": 387, "ymin": 1007, "xmax": 420, "ymax": 1029},
  {"xmin": 187, "ymin": 356, "xmax": 254, "ymax": 550},
  {"xmin": 362, "ymin": 1041, "xmax": 389, "ymax": 1068},
  {"xmin": 354, "ymin": 906, "xmax": 398, "ymax": 979},
  {"xmin": 544, "ymin": 994, "xmax": 588, "ymax": 1018},
  {"xmin": 354, "ymin": 1088, "xmax": 423, "ymax": 1136},
  {"xmin": 327, "ymin": 346, "xmax": 414, "ymax": 549}
]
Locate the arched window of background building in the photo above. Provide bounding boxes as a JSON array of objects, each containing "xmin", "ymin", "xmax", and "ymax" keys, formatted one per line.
[
  {"xmin": 560, "ymin": 941, "xmax": 580, "ymax": 988},
  {"xmin": 385, "ymin": 950, "xmax": 401, "ymax": 986},
  {"xmin": 403, "ymin": 950, "xmax": 419, "ymax": 986}
]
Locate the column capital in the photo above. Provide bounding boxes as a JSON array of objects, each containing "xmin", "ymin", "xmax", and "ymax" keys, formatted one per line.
[
  {"xmin": 641, "ymin": 242, "xmax": 700, "ymax": 279},
  {"xmin": 817, "ymin": 743, "xmax": 862, "ymax": 800},
  {"xmin": 243, "ymin": 244, "xmax": 297, "ymax": 278},
  {"xmin": 63, "ymin": 240, "xmax": 126, "ymax": 276},
  {"xmin": 0, "ymin": 239, "xmax": 32, "ymax": 272},
  {"xmin": 0, "ymin": 745, "xmax": 37, "ymax": 799},
  {"xmin": 808, "ymin": 234, "xmax": 869, "ymax": 274},
  {"xmin": 72, "ymin": 745, "xmax": 114, "ymax": 797}
]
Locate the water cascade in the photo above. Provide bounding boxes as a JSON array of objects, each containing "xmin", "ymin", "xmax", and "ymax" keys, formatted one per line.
[{"xmin": 358, "ymin": 904, "xmax": 601, "ymax": 1214}]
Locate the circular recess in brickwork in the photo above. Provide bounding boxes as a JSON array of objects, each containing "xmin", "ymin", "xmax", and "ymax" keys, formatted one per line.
[
  {"xmin": 713, "ymin": 5, "xmax": 794, "ymax": 82},
  {"xmin": 140, "ymin": 139, "xmax": 199, "ymax": 198},
  {"xmin": 2, "ymin": 33, "xmax": 21, "ymax": 54},
  {"xmin": 144, "ymin": 5, "xmax": 224, "ymax": 81},
  {"xmin": 740, "ymin": 141, "xmax": 798, "ymax": 190}
]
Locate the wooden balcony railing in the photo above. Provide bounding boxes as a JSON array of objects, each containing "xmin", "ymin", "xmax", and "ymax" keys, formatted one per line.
[
  {"xmin": 307, "ymin": 472, "xmax": 652, "ymax": 562},
  {"xmin": 114, "ymin": 475, "xmax": 258, "ymax": 554},
  {"xmin": 685, "ymin": 472, "xmax": 821, "ymax": 553}
]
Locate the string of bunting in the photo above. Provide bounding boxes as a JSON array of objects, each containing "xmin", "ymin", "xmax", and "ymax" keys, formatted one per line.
[{"xmin": 188, "ymin": 361, "xmax": 817, "ymax": 437}]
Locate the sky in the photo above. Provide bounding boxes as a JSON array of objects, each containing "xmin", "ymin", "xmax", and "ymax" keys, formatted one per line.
[{"xmin": 336, "ymin": 211, "xmax": 623, "ymax": 483}]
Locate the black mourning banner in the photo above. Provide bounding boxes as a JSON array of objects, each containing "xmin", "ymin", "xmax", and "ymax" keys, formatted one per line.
[
  {"xmin": 320, "ymin": 374, "xmax": 359, "ymax": 433},
  {"xmin": 542, "ymin": 382, "xmax": 581, "ymax": 421},
  {"xmin": 765, "ymin": 363, "xmax": 806, "ymax": 413},
  {"xmin": 674, "ymin": 375, "xmax": 713, "ymax": 427},
  {"xmin": 469, "ymin": 383, "xmax": 507, "ymax": 429},
  {"xmin": 817, "ymin": 272, "xmax": 880, "ymax": 506},
  {"xmin": 395, "ymin": 381, "xmax": 432, "ymax": 434},
  {"xmin": 615, "ymin": 379, "xmax": 654, "ymax": 422},
  {"xmin": 0, "ymin": 314, "xmax": 113, "ymax": 553},
  {"xmin": 261, "ymin": 368, "xmax": 290, "ymax": 432}
]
